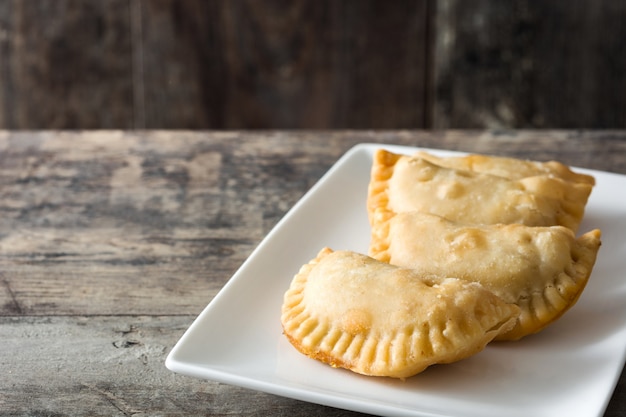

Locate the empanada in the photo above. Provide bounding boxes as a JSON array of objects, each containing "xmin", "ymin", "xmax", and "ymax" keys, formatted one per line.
[
  {"xmin": 368, "ymin": 149, "xmax": 593, "ymax": 231},
  {"xmin": 369, "ymin": 210, "xmax": 602, "ymax": 340},
  {"xmin": 414, "ymin": 151, "xmax": 595, "ymax": 185},
  {"xmin": 281, "ymin": 248, "xmax": 520, "ymax": 378}
]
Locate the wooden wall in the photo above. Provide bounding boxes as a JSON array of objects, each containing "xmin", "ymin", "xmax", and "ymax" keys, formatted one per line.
[{"xmin": 0, "ymin": 0, "xmax": 625, "ymax": 130}]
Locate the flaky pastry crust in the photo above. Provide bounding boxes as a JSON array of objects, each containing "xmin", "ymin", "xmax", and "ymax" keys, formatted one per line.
[
  {"xmin": 281, "ymin": 248, "xmax": 520, "ymax": 378},
  {"xmin": 367, "ymin": 149, "xmax": 593, "ymax": 232},
  {"xmin": 413, "ymin": 151, "xmax": 595, "ymax": 185},
  {"xmin": 369, "ymin": 211, "xmax": 602, "ymax": 340}
]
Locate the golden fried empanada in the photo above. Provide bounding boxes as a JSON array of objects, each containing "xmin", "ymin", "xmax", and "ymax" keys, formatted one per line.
[
  {"xmin": 281, "ymin": 248, "xmax": 520, "ymax": 378},
  {"xmin": 414, "ymin": 151, "xmax": 595, "ymax": 185},
  {"xmin": 369, "ymin": 211, "xmax": 602, "ymax": 340},
  {"xmin": 368, "ymin": 149, "xmax": 593, "ymax": 231}
]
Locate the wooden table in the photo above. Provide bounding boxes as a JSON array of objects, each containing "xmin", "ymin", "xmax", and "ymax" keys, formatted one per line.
[{"xmin": 1, "ymin": 130, "xmax": 625, "ymax": 416}]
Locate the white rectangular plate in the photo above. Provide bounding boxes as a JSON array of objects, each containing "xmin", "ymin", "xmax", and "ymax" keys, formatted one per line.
[{"xmin": 166, "ymin": 144, "xmax": 626, "ymax": 417}]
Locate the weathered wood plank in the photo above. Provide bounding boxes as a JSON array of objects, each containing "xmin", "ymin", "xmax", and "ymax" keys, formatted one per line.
[
  {"xmin": 0, "ymin": 315, "xmax": 369, "ymax": 416},
  {"xmin": 0, "ymin": 131, "xmax": 326, "ymax": 315},
  {"xmin": 0, "ymin": 0, "xmax": 134, "ymax": 129},
  {"xmin": 4, "ymin": 1, "xmax": 626, "ymax": 129},
  {"xmin": 434, "ymin": 0, "xmax": 626, "ymax": 128},
  {"xmin": 138, "ymin": 0, "xmax": 430, "ymax": 129}
]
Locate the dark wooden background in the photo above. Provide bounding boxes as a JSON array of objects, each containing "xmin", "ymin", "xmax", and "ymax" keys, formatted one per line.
[{"xmin": 1, "ymin": 0, "xmax": 625, "ymax": 130}]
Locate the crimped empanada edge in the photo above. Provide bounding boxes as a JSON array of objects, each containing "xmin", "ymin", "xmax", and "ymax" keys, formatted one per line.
[
  {"xmin": 367, "ymin": 210, "xmax": 603, "ymax": 341},
  {"xmin": 281, "ymin": 248, "xmax": 521, "ymax": 378},
  {"xmin": 496, "ymin": 228, "xmax": 602, "ymax": 341},
  {"xmin": 367, "ymin": 149, "xmax": 401, "ymax": 225}
]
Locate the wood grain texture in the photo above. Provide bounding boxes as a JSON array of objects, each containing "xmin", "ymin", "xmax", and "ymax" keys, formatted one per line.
[
  {"xmin": 0, "ymin": 0, "xmax": 134, "ymax": 129},
  {"xmin": 3, "ymin": 1, "xmax": 626, "ymax": 129},
  {"xmin": 0, "ymin": 315, "xmax": 368, "ymax": 416},
  {"xmin": 434, "ymin": 0, "xmax": 626, "ymax": 128},
  {"xmin": 138, "ymin": 0, "xmax": 430, "ymax": 129},
  {"xmin": 0, "ymin": 130, "xmax": 625, "ymax": 416}
]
